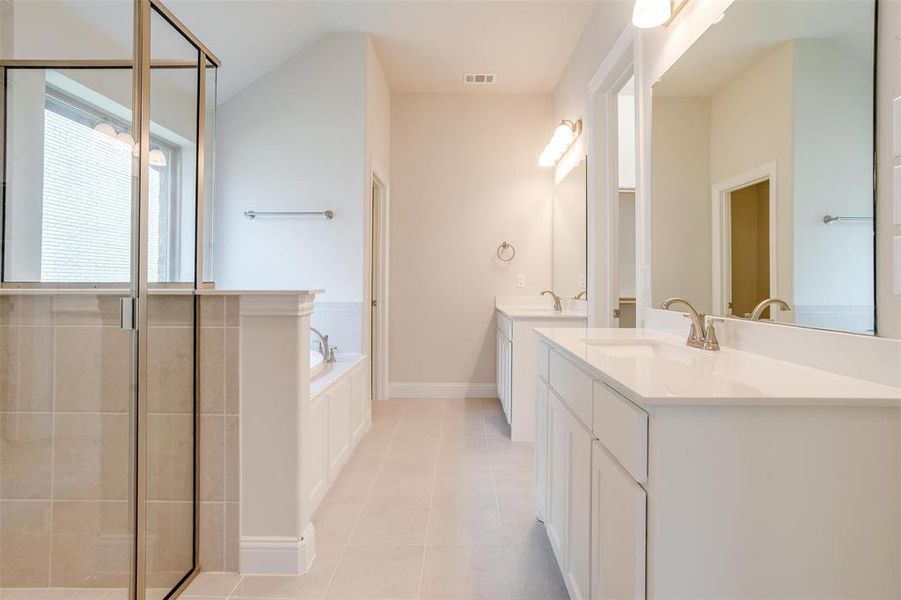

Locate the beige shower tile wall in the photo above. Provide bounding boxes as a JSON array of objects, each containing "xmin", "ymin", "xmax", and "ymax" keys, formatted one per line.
[
  {"xmin": 0, "ymin": 294, "xmax": 133, "ymax": 589},
  {"xmin": 198, "ymin": 295, "xmax": 240, "ymax": 573},
  {"xmin": 0, "ymin": 293, "xmax": 240, "ymax": 587}
]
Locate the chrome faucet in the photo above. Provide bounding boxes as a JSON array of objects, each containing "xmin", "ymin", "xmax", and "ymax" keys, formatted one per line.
[
  {"xmin": 541, "ymin": 290, "xmax": 563, "ymax": 312},
  {"xmin": 659, "ymin": 297, "xmax": 720, "ymax": 350},
  {"xmin": 575, "ymin": 290, "xmax": 587, "ymax": 300},
  {"xmin": 311, "ymin": 327, "xmax": 337, "ymax": 363},
  {"xmin": 749, "ymin": 298, "xmax": 791, "ymax": 321}
]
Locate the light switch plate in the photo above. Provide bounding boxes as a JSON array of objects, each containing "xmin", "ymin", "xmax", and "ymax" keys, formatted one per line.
[
  {"xmin": 578, "ymin": 274, "xmax": 586, "ymax": 288},
  {"xmin": 515, "ymin": 274, "xmax": 525, "ymax": 288}
]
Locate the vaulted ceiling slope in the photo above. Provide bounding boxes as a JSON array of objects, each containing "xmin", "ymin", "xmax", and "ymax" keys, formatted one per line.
[{"xmin": 165, "ymin": 0, "xmax": 601, "ymax": 101}]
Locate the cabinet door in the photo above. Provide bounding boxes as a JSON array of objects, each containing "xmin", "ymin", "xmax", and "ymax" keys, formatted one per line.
[
  {"xmin": 546, "ymin": 390, "xmax": 568, "ymax": 563},
  {"xmin": 503, "ymin": 336, "xmax": 513, "ymax": 423},
  {"xmin": 534, "ymin": 378, "xmax": 550, "ymax": 522},
  {"xmin": 565, "ymin": 414, "xmax": 593, "ymax": 600},
  {"xmin": 308, "ymin": 396, "xmax": 328, "ymax": 511},
  {"xmin": 328, "ymin": 378, "xmax": 352, "ymax": 478},
  {"xmin": 350, "ymin": 363, "xmax": 369, "ymax": 447},
  {"xmin": 591, "ymin": 441, "xmax": 646, "ymax": 600},
  {"xmin": 496, "ymin": 328, "xmax": 505, "ymax": 407}
]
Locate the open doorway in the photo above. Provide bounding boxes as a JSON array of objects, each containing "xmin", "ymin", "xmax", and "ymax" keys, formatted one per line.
[
  {"xmin": 370, "ymin": 173, "xmax": 389, "ymax": 401},
  {"xmin": 712, "ymin": 162, "xmax": 779, "ymax": 321},
  {"xmin": 728, "ymin": 180, "xmax": 770, "ymax": 318}
]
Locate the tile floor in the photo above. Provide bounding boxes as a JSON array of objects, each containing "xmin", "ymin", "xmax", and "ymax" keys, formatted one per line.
[{"xmin": 181, "ymin": 397, "xmax": 569, "ymax": 600}]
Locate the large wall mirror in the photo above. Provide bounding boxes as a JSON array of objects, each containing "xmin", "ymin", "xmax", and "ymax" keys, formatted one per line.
[
  {"xmin": 651, "ymin": 0, "xmax": 876, "ymax": 334},
  {"xmin": 552, "ymin": 157, "xmax": 587, "ymax": 299}
]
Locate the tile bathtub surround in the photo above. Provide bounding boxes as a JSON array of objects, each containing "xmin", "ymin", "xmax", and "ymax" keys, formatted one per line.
[
  {"xmin": 198, "ymin": 295, "xmax": 241, "ymax": 573},
  {"xmin": 182, "ymin": 398, "xmax": 570, "ymax": 600},
  {"xmin": 312, "ymin": 302, "xmax": 363, "ymax": 355}
]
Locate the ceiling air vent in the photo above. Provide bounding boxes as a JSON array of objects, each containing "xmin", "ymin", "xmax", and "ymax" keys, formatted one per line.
[{"xmin": 464, "ymin": 73, "xmax": 496, "ymax": 85}]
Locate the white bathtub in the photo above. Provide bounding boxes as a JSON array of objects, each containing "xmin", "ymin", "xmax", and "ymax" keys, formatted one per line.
[
  {"xmin": 310, "ymin": 354, "xmax": 365, "ymax": 398},
  {"xmin": 310, "ymin": 350, "xmax": 326, "ymax": 379}
]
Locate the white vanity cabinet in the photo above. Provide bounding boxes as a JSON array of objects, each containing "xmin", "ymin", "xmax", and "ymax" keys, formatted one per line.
[
  {"xmin": 535, "ymin": 328, "xmax": 901, "ymax": 600},
  {"xmin": 495, "ymin": 305, "xmax": 586, "ymax": 441},
  {"xmin": 496, "ymin": 323, "xmax": 513, "ymax": 423}
]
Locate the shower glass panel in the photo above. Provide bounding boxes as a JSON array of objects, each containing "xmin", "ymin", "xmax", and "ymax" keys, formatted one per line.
[
  {"xmin": 1, "ymin": 1, "xmax": 217, "ymax": 598},
  {"xmin": 0, "ymin": 2, "xmax": 137, "ymax": 597},
  {"xmin": 143, "ymin": 6, "xmax": 199, "ymax": 596}
]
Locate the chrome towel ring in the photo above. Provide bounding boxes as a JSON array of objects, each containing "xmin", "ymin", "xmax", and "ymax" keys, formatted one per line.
[{"xmin": 496, "ymin": 241, "xmax": 516, "ymax": 263}]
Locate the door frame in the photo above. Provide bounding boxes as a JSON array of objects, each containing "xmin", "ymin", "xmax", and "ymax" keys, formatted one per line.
[
  {"xmin": 587, "ymin": 26, "xmax": 635, "ymax": 328},
  {"xmin": 369, "ymin": 164, "xmax": 390, "ymax": 401},
  {"xmin": 711, "ymin": 161, "xmax": 779, "ymax": 318}
]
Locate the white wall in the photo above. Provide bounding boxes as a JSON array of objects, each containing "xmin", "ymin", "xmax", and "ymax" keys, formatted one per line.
[
  {"xmin": 213, "ymin": 33, "xmax": 368, "ymax": 300},
  {"xmin": 708, "ymin": 42, "xmax": 795, "ymax": 311},
  {"xmin": 650, "ymin": 97, "xmax": 712, "ymax": 312},
  {"xmin": 389, "ymin": 94, "xmax": 554, "ymax": 389},
  {"xmin": 617, "ymin": 80, "xmax": 637, "ymax": 190},
  {"xmin": 363, "ymin": 37, "xmax": 391, "ymax": 360},
  {"xmin": 792, "ymin": 39, "xmax": 874, "ymax": 331},
  {"xmin": 553, "ymin": 0, "xmax": 632, "ymax": 173}
]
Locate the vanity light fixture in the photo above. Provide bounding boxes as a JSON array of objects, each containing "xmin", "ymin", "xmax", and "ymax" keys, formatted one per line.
[
  {"xmin": 539, "ymin": 119, "xmax": 582, "ymax": 167},
  {"xmin": 632, "ymin": 0, "xmax": 671, "ymax": 28}
]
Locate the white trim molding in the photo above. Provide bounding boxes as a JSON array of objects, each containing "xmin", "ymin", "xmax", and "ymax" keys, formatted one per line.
[
  {"xmin": 586, "ymin": 25, "xmax": 636, "ymax": 328},
  {"xmin": 388, "ymin": 383, "xmax": 498, "ymax": 399},
  {"xmin": 239, "ymin": 292, "xmax": 318, "ymax": 317},
  {"xmin": 711, "ymin": 161, "xmax": 779, "ymax": 319},
  {"xmin": 240, "ymin": 524, "xmax": 316, "ymax": 575}
]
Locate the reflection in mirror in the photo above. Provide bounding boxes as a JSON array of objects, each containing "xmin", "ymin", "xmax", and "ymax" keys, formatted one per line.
[
  {"xmin": 651, "ymin": 0, "xmax": 875, "ymax": 335},
  {"xmin": 552, "ymin": 158, "xmax": 587, "ymax": 299}
]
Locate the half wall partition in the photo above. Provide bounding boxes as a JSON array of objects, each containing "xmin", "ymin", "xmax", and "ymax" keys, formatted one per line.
[{"xmin": 0, "ymin": 1, "xmax": 218, "ymax": 598}]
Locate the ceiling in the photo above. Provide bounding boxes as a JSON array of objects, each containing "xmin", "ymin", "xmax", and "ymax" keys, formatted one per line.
[
  {"xmin": 164, "ymin": 0, "xmax": 599, "ymax": 102},
  {"xmin": 654, "ymin": 0, "xmax": 875, "ymax": 98}
]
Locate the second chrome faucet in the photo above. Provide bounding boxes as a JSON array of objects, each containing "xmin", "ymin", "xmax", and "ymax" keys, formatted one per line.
[{"xmin": 659, "ymin": 297, "xmax": 720, "ymax": 351}]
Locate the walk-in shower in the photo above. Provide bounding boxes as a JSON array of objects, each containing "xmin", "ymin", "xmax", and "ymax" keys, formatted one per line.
[{"xmin": 0, "ymin": 1, "xmax": 217, "ymax": 598}]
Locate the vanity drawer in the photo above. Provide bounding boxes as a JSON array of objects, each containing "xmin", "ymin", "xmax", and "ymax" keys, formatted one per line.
[
  {"xmin": 548, "ymin": 350, "xmax": 593, "ymax": 429},
  {"xmin": 536, "ymin": 341, "xmax": 550, "ymax": 382},
  {"xmin": 593, "ymin": 382, "xmax": 648, "ymax": 483},
  {"xmin": 497, "ymin": 311, "xmax": 513, "ymax": 339}
]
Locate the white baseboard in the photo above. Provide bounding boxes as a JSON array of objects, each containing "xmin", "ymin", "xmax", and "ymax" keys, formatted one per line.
[
  {"xmin": 388, "ymin": 382, "xmax": 498, "ymax": 399},
  {"xmin": 240, "ymin": 523, "xmax": 316, "ymax": 575}
]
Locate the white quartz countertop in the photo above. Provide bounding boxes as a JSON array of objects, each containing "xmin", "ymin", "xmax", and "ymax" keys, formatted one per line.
[
  {"xmin": 496, "ymin": 305, "xmax": 587, "ymax": 320},
  {"xmin": 535, "ymin": 327, "xmax": 901, "ymax": 407}
]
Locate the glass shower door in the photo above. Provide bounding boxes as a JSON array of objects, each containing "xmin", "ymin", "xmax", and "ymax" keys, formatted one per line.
[{"xmin": 0, "ymin": 2, "xmax": 139, "ymax": 595}]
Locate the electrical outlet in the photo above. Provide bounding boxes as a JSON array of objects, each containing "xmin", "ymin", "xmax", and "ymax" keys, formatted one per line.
[
  {"xmin": 578, "ymin": 274, "xmax": 586, "ymax": 288},
  {"xmin": 516, "ymin": 274, "xmax": 526, "ymax": 288}
]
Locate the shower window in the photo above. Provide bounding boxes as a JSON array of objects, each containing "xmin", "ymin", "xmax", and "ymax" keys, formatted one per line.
[
  {"xmin": 40, "ymin": 87, "xmax": 179, "ymax": 283},
  {"xmin": 1, "ymin": 70, "xmax": 190, "ymax": 285}
]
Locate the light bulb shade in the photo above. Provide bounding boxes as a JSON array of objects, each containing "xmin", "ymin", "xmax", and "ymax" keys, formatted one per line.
[
  {"xmin": 94, "ymin": 122, "xmax": 117, "ymax": 139},
  {"xmin": 551, "ymin": 123, "xmax": 575, "ymax": 147},
  {"xmin": 632, "ymin": 0, "xmax": 671, "ymax": 28},
  {"xmin": 538, "ymin": 149, "xmax": 556, "ymax": 167},
  {"xmin": 148, "ymin": 148, "xmax": 168, "ymax": 167}
]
